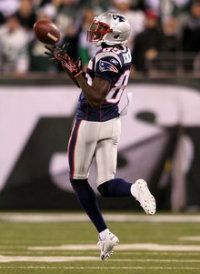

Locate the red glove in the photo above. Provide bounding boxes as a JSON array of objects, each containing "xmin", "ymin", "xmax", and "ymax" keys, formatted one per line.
[{"xmin": 45, "ymin": 44, "xmax": 83, "ymax": 85}]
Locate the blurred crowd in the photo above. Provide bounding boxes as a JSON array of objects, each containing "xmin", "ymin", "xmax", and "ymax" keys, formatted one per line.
[{"xmin": 0, "ymin": 0, "xmax": 200, "ymax": 75}]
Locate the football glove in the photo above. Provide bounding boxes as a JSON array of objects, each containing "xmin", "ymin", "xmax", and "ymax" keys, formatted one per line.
[{"xmin": 45, "ymin": 43, "xmax": 83, "ymax": 86}]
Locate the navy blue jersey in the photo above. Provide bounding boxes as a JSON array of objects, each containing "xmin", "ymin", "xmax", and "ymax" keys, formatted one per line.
[{"xmin": 76, "ymin": 45, "xmax": 132, "ymax": 122}]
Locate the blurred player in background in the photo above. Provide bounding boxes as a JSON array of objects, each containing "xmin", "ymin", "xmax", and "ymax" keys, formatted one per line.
[
  {"xmin": 0, "ymin": 14, "xmax": 29, "ymax": 74},
  {"xmin": 45, "ymin": 11, "xmax": 156, "ymax": 260}
]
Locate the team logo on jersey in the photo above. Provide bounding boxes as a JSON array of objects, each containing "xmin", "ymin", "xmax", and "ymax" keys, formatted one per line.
[{"xmin": 99, "ymin": 60, "xmax": 119, "ymax": 73}]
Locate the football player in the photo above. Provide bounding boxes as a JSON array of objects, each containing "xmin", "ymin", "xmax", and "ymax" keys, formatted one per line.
[{"xmin": 45, "ymin": 11, "xmax": 156, "ymax": 260}]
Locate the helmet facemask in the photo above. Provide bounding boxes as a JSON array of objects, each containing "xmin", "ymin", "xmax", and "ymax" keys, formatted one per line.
[{"xmin": 87, "ymin": 20, "xmax": 112, "ymax": 44}]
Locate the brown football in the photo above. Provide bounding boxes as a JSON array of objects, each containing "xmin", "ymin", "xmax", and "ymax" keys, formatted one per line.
[{"xmin": 33, "ymin": 19, "xmax": 61, "ymax": 44}]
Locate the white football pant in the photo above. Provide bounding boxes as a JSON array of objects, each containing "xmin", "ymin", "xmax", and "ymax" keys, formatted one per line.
[{"xmin": 67, "ymin": 117, "xmax": 121, "ymax": 186}]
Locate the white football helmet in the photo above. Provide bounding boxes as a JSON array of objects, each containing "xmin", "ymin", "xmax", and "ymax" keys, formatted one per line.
[{"xmin": 87, "ymin": 11, "xmax": 131, "ymax": 46}]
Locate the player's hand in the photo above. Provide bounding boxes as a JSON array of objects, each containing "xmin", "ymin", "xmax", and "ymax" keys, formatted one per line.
[{"xmin": 45, "ymin": 43, "xmax": 83, "ymax": 78}]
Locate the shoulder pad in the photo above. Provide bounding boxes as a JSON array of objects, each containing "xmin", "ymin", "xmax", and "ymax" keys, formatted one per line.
[{"xmin": 95, "ymin": 51, "xmax": 122, "ymax": 70}]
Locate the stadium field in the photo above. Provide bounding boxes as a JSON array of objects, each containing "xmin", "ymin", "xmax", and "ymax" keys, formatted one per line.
[{"xmin": 0, "ymin": 213, "xmax": 200, "ymax": 274}]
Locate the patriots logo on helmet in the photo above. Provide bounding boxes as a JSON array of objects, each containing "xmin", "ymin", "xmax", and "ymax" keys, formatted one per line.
[
  {"xmin": 99, "ymin": 60, "xmax": 119, "ymax": 73},
  {"xmin": 113, "ymin": 15, "xmax": 125, "ymax": 22}
]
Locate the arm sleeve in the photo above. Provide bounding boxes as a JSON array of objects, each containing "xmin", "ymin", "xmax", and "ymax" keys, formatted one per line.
[{"xmin": 94, "ymin": 55, "xmax": 122, "ymax": 82}]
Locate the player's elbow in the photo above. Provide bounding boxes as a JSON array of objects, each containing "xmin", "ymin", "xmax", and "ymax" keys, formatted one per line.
[
  {"xmin": 90, "ymin": 100, "xmax": 102, "ymax": 108},
  {"xmin": 89, "ymin": 97, "xmax": 104, "ymax": 108}
]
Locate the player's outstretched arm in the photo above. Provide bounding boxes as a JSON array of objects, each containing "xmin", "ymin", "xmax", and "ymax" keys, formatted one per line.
[{"xmin": 45, "ymin": 44, "xmax": 111, "ymax": 107}]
